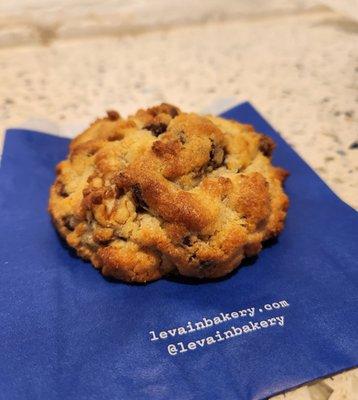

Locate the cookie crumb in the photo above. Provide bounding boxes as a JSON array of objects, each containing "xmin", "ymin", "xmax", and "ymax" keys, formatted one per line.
[
  {"xmin": 106, "ymin": 110, "xmax": 120, "ymax": 121},
  {"xmin": 144, "ymin": 123, "xmax": 167, "ymax": 136}
]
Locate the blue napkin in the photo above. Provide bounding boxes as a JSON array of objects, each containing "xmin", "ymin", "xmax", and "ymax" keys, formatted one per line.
[{"xmin": 0, "ymin": 103, "xmax": 357, "ymax": 400}]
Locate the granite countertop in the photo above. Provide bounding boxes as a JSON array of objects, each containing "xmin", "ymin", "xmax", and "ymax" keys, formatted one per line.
[{"xmin": 0, "ymin": 7, "xmax": 357, "ymax": 399}]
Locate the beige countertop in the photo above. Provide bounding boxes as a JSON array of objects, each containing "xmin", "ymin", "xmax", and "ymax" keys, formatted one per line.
[{"xmin": 0, "ymin": 7, "xmax": 357, "ymax": 399}]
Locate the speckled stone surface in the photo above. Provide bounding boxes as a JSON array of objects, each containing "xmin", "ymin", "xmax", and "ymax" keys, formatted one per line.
[{"xmin": 0, "ymin": 9, "xmax": 357, "ymax": 399}]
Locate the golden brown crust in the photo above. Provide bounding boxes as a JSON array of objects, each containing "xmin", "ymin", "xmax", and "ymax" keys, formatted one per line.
[{"xmin": 48, "ymin": 103, "xmax": 289, "ymax": 283}]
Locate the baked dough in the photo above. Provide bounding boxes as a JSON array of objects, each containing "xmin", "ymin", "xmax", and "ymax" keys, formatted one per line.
[{"xmin": 49, "ymin": 104, "xmax": 289, "ymax": 282}]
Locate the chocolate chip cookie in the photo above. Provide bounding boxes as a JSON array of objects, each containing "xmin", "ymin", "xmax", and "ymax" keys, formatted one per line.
[{"xmin": 49, "ymin": 103, "xmax": 289, "ymax": 282}]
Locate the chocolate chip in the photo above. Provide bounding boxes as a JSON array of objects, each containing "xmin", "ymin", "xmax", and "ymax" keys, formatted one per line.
[
  {"xmin": 106, "ymin": 110, "xmax": 120, "ymax": 121},
  {"xmin": 182, "ymin": 236, "xmax": 191, "ymax": 246},
  {"xmin": 208, "ymin": 140, "xmax": 225, "ymax": 169},
  {"xmin": 132, "ymin": 184, "xmax": 149, "ymax": 212},
  {"xmin": 107, "ymin": 134, "xmax": 123, "ymax": 142},
  {"xmin": 144, "ymin": 123, "xmax": 167, "ymax": 136},
  {"xmin": 91, "ymin": 193, "xmax": 103, "ymax": 205},
  {"xmin": 115, "ymin": 187, "xmax": 124, "ymax": 198},
  {"xmin": 58, "ymin": 182, "xmax": 69, "ymax": 198},
  {"xmin": 259, "ymin": 135, "xmax": 275, "ymax": 157},
  {"xmin": 62, "ymin": 216, "xmax": 76, "ymax": 231},
  {"xmin": 209, "ymin": 140, "xmax": 216, "ymax": 160},
  {"xmin": 167, "ymin": 107, "xmax": 179, "ymax": 118},
  {"xmin": 157, "ymin": 103, "xmax": 179, "ymax": 118},
  {"xmin": 98, "ymin": 239, "xmax": 112, "ymax": 246}
]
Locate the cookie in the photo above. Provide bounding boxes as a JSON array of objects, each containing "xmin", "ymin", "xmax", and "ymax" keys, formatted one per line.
[{"xmin": 49, "ymin": 103, "xmax": 289, "ymax": 282}]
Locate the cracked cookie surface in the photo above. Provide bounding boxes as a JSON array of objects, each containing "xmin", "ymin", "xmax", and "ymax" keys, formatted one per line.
[{"xmin": 49, "ymin": 103, "xmax": 289, "ymax": 282}]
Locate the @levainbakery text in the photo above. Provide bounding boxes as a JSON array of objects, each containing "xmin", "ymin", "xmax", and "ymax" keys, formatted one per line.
[{"xmin": 148, "ymin": 299, "xmax": 289, "ymax": 356}]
